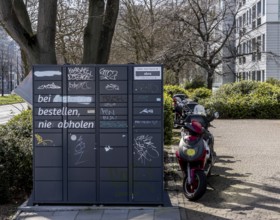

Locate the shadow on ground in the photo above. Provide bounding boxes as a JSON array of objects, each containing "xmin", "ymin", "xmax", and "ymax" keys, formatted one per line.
[{"xmin": 164, "ymin": 144, "xmax": 280, "ymax": 218}]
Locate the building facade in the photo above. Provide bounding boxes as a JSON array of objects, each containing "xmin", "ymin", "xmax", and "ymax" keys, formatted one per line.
[
  {"xmin": 236, "ymin": 0, "xmax": 280, "ymax": 82},
  {"xmin": 215, "ymin": 0, "xmax": 280, "ymax": 88}
]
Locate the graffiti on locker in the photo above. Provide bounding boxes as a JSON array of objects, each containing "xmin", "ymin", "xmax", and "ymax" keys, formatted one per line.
[
  {"xmin": 37, "ymin": 82, "xmax": 61, "ymax": 90},
  {"xmin": 104, "ymin": 145, "xmax": 114, "ymax": 152},
  {"xmin": 140, "ymin": 108, "xmax": 154, "ymax": 114},
  {"xmin": 133, "ymin": 135, "xmax": 159, "ymax": 165},
  {"xmin": 35, "ymin": 134, "xmax": 54, "ymax": 146},
  {"xmin": 71, "ymin": 134, "xmax": 87, "ymax": 165},
  {"xmin": 68, "ymin": 67, "xmax": 94, "ymax": 80},
  {"xmin": 103, "ymin": 103, "xmax": 117, "ymax": 107},
  {"xmin": 101, "ymin": 108, "xmax": 118, "ymax": 120},
  {"xmin": 68, "ymin": 81, "xmax": 92, "ymax": 90},
  {"xmin": 100, "ymin": 68, "xmax": 118, "ymax": 80},
  {"xmin": 105, "ymin": 83, "xmax": 120, "ymax": 91}
]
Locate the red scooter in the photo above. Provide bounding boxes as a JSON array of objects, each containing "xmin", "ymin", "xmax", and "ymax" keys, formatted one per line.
[{"xmin": 176, "ymin": 119, "xmax": 214, "ymax": 201}]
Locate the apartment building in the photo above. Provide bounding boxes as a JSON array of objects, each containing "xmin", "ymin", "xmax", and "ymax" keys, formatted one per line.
[
  {"xmin": 235, "ymin": 0, "xmax": 280, "ymax": 82},
  {"xmin": 214, "ymin": 0, "xmax": 280, "ymax": 89}
]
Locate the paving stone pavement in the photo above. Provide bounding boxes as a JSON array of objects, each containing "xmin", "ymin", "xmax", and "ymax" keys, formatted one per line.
[
  {"xmin": 165, "ymin": 119, "xmax": 280, "ymax": 220},
  {"xmin": 15, "ymin": 120, "xmax": 280, "ymax": 220}
]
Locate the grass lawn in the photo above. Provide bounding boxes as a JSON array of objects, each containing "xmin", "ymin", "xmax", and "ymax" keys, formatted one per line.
[{"xmin": 0, "ymin": 95, "xmax": 24, "ymax": 105}]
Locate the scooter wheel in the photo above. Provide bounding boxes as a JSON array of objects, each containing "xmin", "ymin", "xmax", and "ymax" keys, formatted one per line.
[{"xmin": 183, "ymin": 170, "xmax": 207, "ymax": 201}]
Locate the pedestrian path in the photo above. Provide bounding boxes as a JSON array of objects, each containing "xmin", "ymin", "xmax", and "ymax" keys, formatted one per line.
[
  {"xmin": 16, "ymin": 203, "xmax": 181, "ymax": 220},
  {"xmin": 0, "ymin": 103, "xmax": 28, "ymax": 124}
]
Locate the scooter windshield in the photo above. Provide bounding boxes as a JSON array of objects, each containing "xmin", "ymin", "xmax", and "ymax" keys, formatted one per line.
[{"xmin": 193, "ymin": 105, "xmax": 206, "ymax": 115}]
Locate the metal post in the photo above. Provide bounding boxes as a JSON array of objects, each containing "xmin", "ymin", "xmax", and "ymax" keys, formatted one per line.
[{"xmin": 1, "ymin": 51, "xmax": 4, "ymax": 96}]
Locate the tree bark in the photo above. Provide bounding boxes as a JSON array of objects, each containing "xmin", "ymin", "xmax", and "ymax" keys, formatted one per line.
[
  {"xmin": 37, "ymin": 0, "xmax": 57, "ymax": 64},
  {"xmin": 82, "ymin": 0, "xmax": 104, "ymax": 64},
  {"xmin": 82, "ymin": 0, "xmax": 119, "ymax": 64},
  {"xmin": 0, "ymin": 0, "xmax": 58, "ymax": 67}
]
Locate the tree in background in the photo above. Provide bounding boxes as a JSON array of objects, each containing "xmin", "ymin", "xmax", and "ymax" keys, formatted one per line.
[
  {"xmin": 153, "ymin": 0, "xmax": 237, "ymax": 89},
  {"xmin": 0, "ymin": 0, "xmax": 120, "ymax": 76}
]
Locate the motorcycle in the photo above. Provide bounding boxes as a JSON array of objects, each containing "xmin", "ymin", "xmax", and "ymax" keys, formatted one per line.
[{"xmin": 176, "ymin": 106, "xmax": 219, "ymax": 201}]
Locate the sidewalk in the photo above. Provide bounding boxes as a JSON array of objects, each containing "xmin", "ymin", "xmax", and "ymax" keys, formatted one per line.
[
  {"xmin": 0, "ymin": 102, "xmax": 28, "ymax": 124},
  {"xmin": 15, "ymin": 204, "xmax": 181, "ymax": 220}
]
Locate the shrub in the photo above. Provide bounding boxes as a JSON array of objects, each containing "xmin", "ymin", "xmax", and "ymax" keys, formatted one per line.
[
  {"xmin": 266, "ymin": 78, "xmax": 280, "ymax": 87},
  {"xmin": 203, "ymin": 81, "xmax": 280, "ymax": 119},
  {"xmin": 164, "ymin": 85, "xmax": 190, "ymax": 98},
  {"xmin": 163, "ymin": 92, "xmax": 174, "ymax": 145},
  {"xmin": 0, "ymin": 110, "xmax": 32, "ymax": 203},
  {"xmin": 189, "ymin": 88, "xmax": 212, "ymax": 102}
]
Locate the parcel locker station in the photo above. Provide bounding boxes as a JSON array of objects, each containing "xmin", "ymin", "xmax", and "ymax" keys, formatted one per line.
[{"xmin": 31, "ymin": 64, "xmax": 165, "ymax": 205}]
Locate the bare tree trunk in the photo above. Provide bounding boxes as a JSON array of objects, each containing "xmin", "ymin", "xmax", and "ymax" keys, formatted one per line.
[
  {"xmin": 207, "ymin": 69, "xmax": 214, "ymax": 89},
  {"xmin": 37, "ymin": 0, "xmax": 57, "ymax": 64},
  {"xmin": 82, "ymin": 0, "xmax": 104, "ymax": 64},
  {"xmin": 83, "ymin": 0, "xmax": 119, "ymax": 64}
]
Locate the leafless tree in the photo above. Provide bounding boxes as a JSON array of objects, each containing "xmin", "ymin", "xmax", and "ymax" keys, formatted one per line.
[
  {"xmin": 0, "ymin": 0, "xmax": 120, "ymax": 77},
  {"xmin": 153, "ymin": 0, "xmax": 238, "ymax": 89}
]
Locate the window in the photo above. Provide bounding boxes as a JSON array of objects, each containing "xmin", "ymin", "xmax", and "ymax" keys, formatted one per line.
[
  {"xmin": 242, "ymin": 72, "xmax": 246, "ymax": 80},
  {"xmin": 243, "ymin": 13, "xmax": 246, "ymax": 26},
  {"xmin": 257, "ymin": 1, "xmax": 262, "ymax": 17},
  {"xmin": 252, "ymin": 20, "xmax": 256, "ymax": 29},
  {"xmin": 249, "ymin": 9, "xmax": 252, "ymax": 24},
  {"xmin": 239, "ymin": 16, "xmax": 242, "ymax": 28},
  {"xmin": 252, "ymin": 5, "xmax": 256, "ymax": 20},
  {"xmin": 257, "ymin": 71, "xmax": 261, "ymax": 81},
  {"xmin": 262, "ymin": 34, "xmax": 265, "ymax": 51},
  {"xmin": 243, "ymin": 43, "xmax": 246, "ymax": 54},
  {"xmin": 262, "ymin": 70, "xmax": 265, "ymax": 81},
  {"xmin": 257, "ymin": 17, "xmax": 261, "ymax": 26},
  {"xmin": 252, "ymin": 52, "xmax": 256, "ymax": 61},
  {"xmin": 252, "ymin": 38, "xmax": 257, "ymax": 51},
  {"xmin": 248, "ymin": 40, "xmax": 252, "ymax": 53},
  {"xmin": 252, "ymin": 71, "xmax": 256, "ymax": 80},
  {"xmin": 263, "ymin": 0, "xmax": 265, "ymax": 15},
  {"xmin": 257, "ymin": 36, "xmax": 262, "ymax": 60}
]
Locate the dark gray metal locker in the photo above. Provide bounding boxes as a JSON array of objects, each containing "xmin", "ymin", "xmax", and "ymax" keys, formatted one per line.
[{"xmin": 31, "ymin": 64, "xmax": 164, "ymax": 205}]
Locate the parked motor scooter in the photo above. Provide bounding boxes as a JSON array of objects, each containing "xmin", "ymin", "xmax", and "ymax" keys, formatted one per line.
[
  {"xmin": 176, "ymin": 109, "xmax": 219, "ymax": 201},
  {"xmin": 173, "ymin": 96, "xmax": 199, "ymax": 128}
]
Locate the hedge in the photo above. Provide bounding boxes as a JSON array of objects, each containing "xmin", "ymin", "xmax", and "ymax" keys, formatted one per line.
[
  {"xmin": 163, "ymin": 92, "xmax": 173, "ymax": 145},
  {"xmin": 164, "ymin": 85, "xmax": 190, "ymax": 98},
  {"xmin": 0, "ymin": 110, "xmax": 32, "ymax": 203},
  {"xmin": 203, "ymin": 81, "xmax": 280, "ymax": 119}
]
